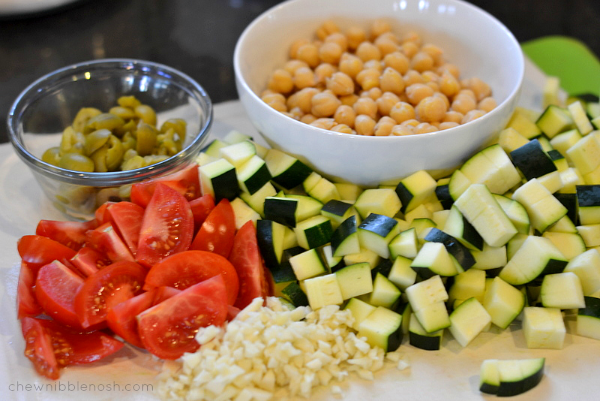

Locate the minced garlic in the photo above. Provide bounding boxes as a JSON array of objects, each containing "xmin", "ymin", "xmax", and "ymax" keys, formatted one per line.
[{"xmin": 157, "ymin": 297, "xmax": 408, "ymax": 400}]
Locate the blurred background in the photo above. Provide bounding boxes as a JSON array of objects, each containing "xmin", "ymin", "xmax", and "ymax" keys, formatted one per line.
[{"xmin": 1, "ymin": 0, "xmax": 599, "ymax": 144}]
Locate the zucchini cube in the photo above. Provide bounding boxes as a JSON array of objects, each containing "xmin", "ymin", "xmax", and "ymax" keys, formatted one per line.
[
  {"xmin": 395, "ymin": 170, "xmax": 437, "ymax": 214},
  {"xmin": 522, "ymin": 307, "xmax": 566, "ymax": 349},
  {"xmin": 357, "ymin": 213, "xmax": 399, "ymax": 258},
  {"xmin": 408, "ymin": 313, "xmax": 443, "ymax": 351},
  {"xmin": 482, "ymin": 276, "xmax": 525, "ymax": 329},
  {"xmin": 289, "ymin": 248, "xmax": 327, "ymax": 281},
  {"xmin": 577, "ymin": 296, "xmax": 600, "ymax": 340},
  {"xmin": 294, "ymin": 215, "xmax": 333, "ymax": 249},
  {"xmin": 368, "ymin": 273, "xmax": 401, "ymax": 308},
  {"xmin": 388, "ymin": 228, "xmax": 419, "ymax": 259},
  {"xmin": 564, "ymin": 249, "xmax": 600, "ymax": 295},
  {"xmin": 236, "ymin": 155, "xmax": 272, "ymax": 195},
  {"xmin": 540, "ymin": 272, "xmax": 585, "ymax": 309},
  {"xmin": 449, "ymin": 297, "xmax": 492, "ymax": 347},
  {"xmin": 199, "ymin": 158, "xmax": 240, "ymax": 202},
  {"xmin": 219, "ymin": 140, "xmax": 256, "ymax": 167},
  {"xmin": 335, "ymin": 262, "xmax": 373, "ymax": 300},
  {"xmin": 344, "ymin": 297, "xmax": 376, "ymax": 331},
  {"xmin": 304, "ymin": 273, "xmax": 343, "ymax": 310},
  {"xmin": 387, "ymin": 255, "xmax": 417, "ymax": 290},
  {"xmin": 354, "ymin": 188, "xmax": 401, "ymax": 219},
  {"xmin": 357, "ymin": 306, "xmax": 403, "ymax": 352}
]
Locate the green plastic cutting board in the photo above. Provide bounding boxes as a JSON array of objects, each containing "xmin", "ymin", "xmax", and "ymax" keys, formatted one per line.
[{"xmin": 522, "ymin": 35, "xmax": 600, "ymax": 96}]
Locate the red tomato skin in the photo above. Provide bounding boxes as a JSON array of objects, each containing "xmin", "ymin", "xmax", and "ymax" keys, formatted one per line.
[
  {"xmin": 94, "ymin": 202, "xmax": 116, "ymax": 225},
  {"xmin": 106, "ymin": 290, "xmax": 155, "ymax": 349},
  {"xmin": 190, "ymin": 198, "xmax": 236, "ymax": 258},
  {"xmin": 151, "ymin": 286, "xmax": 181, "ymax": 305},
  {"xmin": 17, "ymin": 235, "xmax": 77, "ymax": 272},
  {"xmin": 86, "ymin": 222, "xmax": 135, "ymax": 263},
  {"xmin": 35, "ymin": 261, "xmax": 85, "ymax": 329},
  {"xmin": 106, "ymin": 201, "xmax": 145, "ymax": 255},
  {"xmin": 189, "ymin": 194, "xmax": 215, "ymax": 232},
  {"xmin": 75, "ymin": 261, "xmax": 147, "ymax": 329},
  {"xmin": 70, "ymin": 247, "xmax": 111, "ymax": 277},
  {"xmin": 17, "ymin": 262, "xmax": 43, "ymax": 319},
  {"xmin": 36, "ymin": 219, "xmax": 98, "ymax": 251},
  {"xmin": 130, "ymin": 164, "xmax": 201, "ymax": 208},
  {"xmin": 144, "ymin": 250, "xmax": 239, "ymax": 305},
  {"xmin": 229, "ymin": 221, "xmax": 270, "ymax": 309},
  {"xmin": 136, "ymin": 183, "xmax": 194, "ymax": 268},
  {"xmin": 21, "ymin": 317, "xmax": 60, "ymax": 380},
  {"xmin": 137, "ymin": 275, "xmax": 228, "ymax": 360}
]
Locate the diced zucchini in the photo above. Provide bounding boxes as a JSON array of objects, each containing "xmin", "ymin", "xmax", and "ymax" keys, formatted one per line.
[
  {"xmin": 577, "ymin": 296, "xmax": 600, "ymax": 340},
  {"xmin": 388, "ymin": 228, "xmax": 419, "ymax": 259},
  {"xmin": 222, "ymin": 130, "xmax": 253, "ymax": 144},
  {"xmin": 294, "ymin": 215, "xmax": 333, "ymax": 249},
  {"xmin": 568, "ymin": 101, "xmax": 594, "ymax": 135},
  {"xmin": 471, "ymin": 243, "xmax": 507, "ymax": 270},
  {"xmin": 512, "ymin": 178, "xmax": 567, "ymax": 233},
  {"xmin": 535, "ymin": 105, "xmax": 573, "ymax": 138},
  {"xmin": 286, "ymin": 194, "xmax": 323, "ymax": 222},
  {"xmin": 264, "ymin": 148, "xmax": 312, "ymax": 190},
  {"xmin": 460, "ymin": 144, "xmax": 521, "ymax": 195},
  {"xmin": 354, "ymin": 188, "xmax": 402, "ymax": 219},
  {"xmin": 409, "ymin": 218, "xmax": 437, "ymax": 242},
  {"xmin": 280, "ymin": 281, "xmax": 309, "ymax": 307},
  {"xmin": 320, "ymin": 199, "xmax": 357, "ymax": 229},
  {"xmin": 540, "ymin": 272, "xmax": 585, "ymax": 309},
  {"xmin": 448, "ymin": 297, "xmax": 491, "ymax": 347},
  {"xmin": 479, "ymin": 358, "xmax": 545, "ymax": 397},
  {"xmin": 306, "ymin": 177, "xmax": 340, "ymax": 204},
  {"xmin": 236, "ymin": 155, "xmax": 272, "ymax": 195},
  {"xmin": 200, "ymin": 138, "xmax": 228, "ymax": 157},
  {"xmin": 448, "ymin": 168, "xmax": 473, "ymax": 200},
  {"xmin": 219, "ymin": 140, "xmax": 256, "ymax": 167},
  {"xmin": 331, "ymin": 215, "xmax": 360, "ymax": 257},
  {"xmin": 577, "ymin": 185, "xmax": 600, "ymax": 225},
  {"xmin": 357, "ymin": 213, "xmax": 400, "ymax": 258},
  {"xmin": 522, "ymin": 306, "xmax": 566, "ymax": 349},
  {"xmin": 304, "ymin": 273, "xmax": 343, "ymax": 309},
  {"xmin": 408, "ymin": 313, "xmax": 443, "ymax": 351},
  {"xmin": 289, "ymin": 247, "xmax": 327, "ymax": 281},
  {"xmin": 230, "ymin": 197, "xmax": 260, "ymax": 229},
  {"xmin": 549, "ymin": 128, "xmax": 582, "ymax": 157},
  {"xmin": 566, "ymin": 134, "xmax": 600, "ymax": 175},
  {"xmin": 395, "ymin": 170, "xmax": 437, "ymax": 214},
  {"xmin": 577, "ymin": 223, "xmax": 600, "ymax": 247},
  {"xmin": 334, "ymin": 182, "xmax": 364, "ymax": 202},
  {"xmin": 493, "ymin": 194, "xmax": 530, "ymax": 235},
  {"xmin": 256, "ymin": 219, "xmax": 287, "ymax": 269},
  {"xmin": 498, "ymin": 127, "xmax": 530, "ymax": 154},
  {"xmin": 344, "ymin": 297, "xmax": 376, "ymax": 331},
  {"xmin": 199, "ymin": 158, "xmax": 240, "ymax": 202},
  {"xmin": 387, "ymin": 255, "xmax": 417, "ymax": 290},
  {"xmin": 335, "ymin": 262, "xmax": 373, "ymax": 300},
  {"xmin": 240, "ymin": 182, "xmax": 277, "ymax": 217},
  {"xmin": 435, "ymin": 177, "xmax": 453, "ymax": 210},
  {"xmin": 357, "ymin": 306, "xmax": 403, "ymax": 352},
  {"xmin": 563, "ymin": 249, "xmax": 600, "ymax": 295},
  {"xmin": 506, "ymin": 109, "xmax": 542, "ymax": 139},
  {"xmin": 483, "ymin": 276, "xmax": 525, "ymax": 329},
  {"xmin": 541, "ymin": 231, "xmax": 586, "ymax": 260},
  {"xmin": 343, "ymin": 247, "xmax": 381, "ymax": 269},
  {"xmin": 443, "ymin": 206, "xmax": 484, "ymax": 251},
  {"xmin": 448, "ymin": 269, "xmax": 486, "ymax": 304},
  {"xmin": 510, "ymin": 139, "xmax": 557, "ymax": 181},
  {"xmin": 411, "ymin": 241, "xmax": 460, "ymax": 279},
  {"xmin": 264, "ymin": 196, "xmax": 298, "ymax": 227},
  {"xmin": 368, "ymin": 273, "xmax": 401, "ymax": 308}
]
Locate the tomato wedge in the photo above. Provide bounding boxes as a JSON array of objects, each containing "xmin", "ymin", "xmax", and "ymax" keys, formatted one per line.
[
  {"xmin": 70, "ymin": 247, "xmax": 111, "ymax": 277},
  {"xmin": 190, "ymin": 198, "xmax": 236, "ymax": 258},
  {"xmin": 21, "ymin": 317, "xmax": 60, "ymax": 380},
  {"xmin": 189, "ymin": 193, "xmax": 215, "ymax": 231},
  {"xmin": 36, "ymin": 219, "xmax": 98, "ymax": 251},
  {"xmin": 229, "ymin": 221, "xmax": 272, "ymax": 309},
  {"xmin": 86, "ymin": 222, "xmax": 135, "ymax": 263},
  {"xmin": 144, "ymin": 250, "xmax": 239, "ymax": 305},
  {"xmin": 106, "ymin": 290, "xmax": 155, "ymax": 349},
  {"xmin": 74, "ymin": 261, "xmax": 147, "ymax": 329},
  {"xmin": 17, "ymin": 235, "xmax": 77, "ymax": 272},
  {"xmin": 35, "ymin": 261, "xmax": 85, "ymax": 329},
  {"xmin": 130, "ymin": 163, "xmax": 201, "ymax": 208},
  {"xmin": 136, "ymin": 183, "xmax": 194, "ymax": 268},
  {"xmin": 106, "ymin": 201, "xmax": 145, "ymax": 255},
  {"xmin": 138, "ymin": 275, "xmax": 228, "ymax": 360},
  {"xmin": 17, "ymin": 262, "xmax": 43, "ymax": 319},
  {"xmin": 94, "ymin": 201, "xmax": 116, "ymax": 225}
]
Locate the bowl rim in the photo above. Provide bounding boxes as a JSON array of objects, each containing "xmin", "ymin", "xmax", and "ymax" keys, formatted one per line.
[
  {"xmin": 7, "ymin": 58, "xmax": 213, "ymax": 187},
  {"xmin": 233, "ymin": 0, "xmax": 525, "ymax": 143}
]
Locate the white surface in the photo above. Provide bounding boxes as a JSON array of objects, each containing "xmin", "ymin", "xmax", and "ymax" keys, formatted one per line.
[
  {"xmin": 0, "ymin": 63, "xmax": 597, "ymax": 401},
  {"xmin": 234, "ymin": 0, "xmax": 524, "ymax": 186},
  {"xmin": 0, "ymin": 0, "xmax": 79, "ymax": 15}
]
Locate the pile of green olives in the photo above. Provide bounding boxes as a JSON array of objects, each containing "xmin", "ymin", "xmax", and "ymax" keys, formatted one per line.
[{"xmin": 41, "ymin": 96, "xmax": 187, "ymax": 172}]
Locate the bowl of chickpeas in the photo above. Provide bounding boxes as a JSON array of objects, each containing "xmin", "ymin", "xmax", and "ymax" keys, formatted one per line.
[
  {"xmin": 8, "ymin": 59, "xmax": 212, "ymax": 219},
  {"xmin": 234, "ymin": 0, "xmax": 524, "ymax": 186}
]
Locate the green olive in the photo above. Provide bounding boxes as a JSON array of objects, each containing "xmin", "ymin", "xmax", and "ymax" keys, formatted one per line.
[
  {"xmin": 161, "ymin": 118, "xmax": 187, "ymax": 142},
  {"xmin": 157, "ymin": 128, "xmax": 181, "ymax": 156},
  {"xmin": 83, "ymin": 113, "xmax": 125, "ymax": 135},
  {"xmin": 119, "ymin": 184, "xmax": 132, "ymax": 199},
  {"xmin": 136, "ymin": 122, "xmax": 158, "ymax": 156},
  {"xmin": 123, "ymin": 148, "xmax": 138, "ymax": 161},
  {"xmin": 56, "ymin": 184, "xmax": 96, "ymax": 212},
  {"xmin": 109, "ymin": 106, "xmax": 136, "ymax": 121},
  {"xmin": 59, "ymin": 126, "xmax": 85, "ymax": 156},
  {"xmin": 118, "ymin": 95, "xmax": 142, "ymax": 109},
  {"xmin": 95, "ymin": 187, "xmax": 122, "ymax": 207},
  {"xmin": 121, "ymin": 155, "xmax": 145, "ymax": 170},
  {"xmin": 135, "ymin": 104, "xmax": 157, "ymax": 126},
  {"xmin": 41, "ymin": 147, "xmax": 61, "ymax": 166},
  {"xmin": 91, "ymin": 135, "xmax": 124, "ymax": 172},
  {"xmin": 59, "ymin": 152, "xmax": 95, "ymax": 172},
  {"xmin": 143, "ymin": 154, "xmax": 169, "ymax": 166},
  {"xmin": 121, "ymin": 131, "xmax": 137, "ymax": 152},
  {"xmin": 72, "ymin": 108, "xmax": 102, "ymax": 133},
  {"xmin": 84, "ymin": 129, "xmax": 111, "ymax": 155}
]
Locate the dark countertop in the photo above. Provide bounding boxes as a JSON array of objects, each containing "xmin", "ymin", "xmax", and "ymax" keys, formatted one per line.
[{"xmin": 1, "ymin": 0, "xmax": 599, "ymax": 144}]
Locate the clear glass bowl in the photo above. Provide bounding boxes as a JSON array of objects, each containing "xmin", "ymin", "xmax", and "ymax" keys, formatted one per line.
[{"xmin": 8, "ymin": 59, "xmax": 212, "ymax": 220}]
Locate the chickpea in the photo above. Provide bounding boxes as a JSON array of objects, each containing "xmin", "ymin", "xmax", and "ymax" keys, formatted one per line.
[
  {"xmin": 268, "ymin": 68, "xmax": 294, "ymax": 94},
  {"xmin": 383, "ymin": 51, "xmax": 410, "ymax": 74},
  {"xmin": 457, "ymin": 89, "xmax": 476, "ymax": 100},
  {"xmin": 310, "ymin": 118, "xmax": 337, "ymax": 130},
  {"xmin": 353, "ymin": 97, "xmax": 378, "ymax": 119},
  {"xmin": 326, "ymin": 71, "xmax": 354, "ymax": 96},
  {"xmin": 330, "ymin": 123, "xmax": 354, "ymax": 134},
  {"xmin": 378, "ymin": 32, "xmax": 400, "ymax": 45},
  {"xmin": 301, "ymin": 114, "xmax": 317, "ymax": 124},
  {"xmin": 374, "ymin": 35, "xmax": 399, "ymax": 56},
  {"xmin": 414, "ymin": 122, "xmax": 439, "ymax": 134},
  {"xmin": 461, "ymin": 109, "xmax": 486, "ymax": 124},
  {"xmin": 461, "ymin": 77, "xmax": 492, "ymax": 101},
  {"xmin": 478, "ymin": 97, "xmax": 497, "ymax": 113},
  {"xmin": 439, "ymin": 71, "xmax": 460, "ymax": 97},
  {"xmin": 288, "ymin": 107, "xmax": 304, "ymax": 120},
  {"xmin": 439, "ymin": 121, "xmax": 459, "ymax": 130},
  {"xmin": 376, "ymin": 92, "xmax": 401, "ymax": 116},
  {"xmin": 438, "ymin": 63, "xmax": 460, "ymax": 79},
  {"xmin": 355, "ymin": 114, "xmax": 376, "ymax": 135},
  {"xmin": 420, "ymin": 71, "xmax": 439, "ymax": 83},
  {"xmin": 339, "ymin": 53, "xmax": 364, "ymax": 79},
  {"xmin": 311, "ymin": 90, "xmax": 341, "ymax": 117},
  {"xmin": 316, "ymin": 20, "xmax": 340, "ymax": 41},
  {"xmin": 405, "ymin": 83, "xmax": 435, "ymax": 105},
  {"xmin": 451, "ymin": 93, "xmax": 477, "ymax": 115},
  {"xmin": 340, "ymin": 94, "xmax": 359, "ymax": 106},
  {"xmin": 415, "ymin": 96, "xmax": 447, "ymax": 123},
  {"xmin": 411, "ymin": 51, "xmax": 435, "ymax": 72},
  {"xmin": 426, "ymin": 81, "xmax": 440, "ymax": 93},
  {"xmin": 402, "ymin": 119, "xmax": 420, "ymax": 127},
  {"xmin": 319, "ymin": 42, "xmax": 343, "ymax": 65},
  {"xmin": 325, "ymin": 32, "xmax": 348, "ymax": 52},
  {"xmin": 334, "ymin": 105, "xmax": 356, "ymax": 127},
  {"xmin": 356, "ymin": 68, "xmax": 381, "ymax": 91},
  {"xmin": 433, "ymin": 92, "xmax": 450, "ymax": 110},
  {"xmin": 403, "ymin": 70, "xmax": 425, "ymax": 86},
  {"xmin": 346, "ymin": 26, "xmax": 367, "ymax": 50},
  {"xmin": 401, "ymin": 31, "xmax": 422, "ymax": 46},
  {"xmin": 421, "ymin": 43, "xmax": 444, "ymax": 66},
  {"xmin": 294, "ymin": 66, "xmax": 317, "ymax": 90},
  {"xmin": 290, "ymin": 87, "xmax": 319, "ymax": 114},
  {"xmin": 389, "ymin": 101, "xmax": 416, "ymax": 124},
  {"xmin": 295, "ymin": 43, "xmax": 320, "ymax": 67},
  {"xmin": 284, "ymin": 59, "xmax": 309, "ymax": 75},
  {"xmin": 443, "ymin": 110, "xmax": 464, "ymax": 124},
  {"xmin": 401, "ymin": 41, "xmax": 419, "ymax": 58},
  {"xmin": 289, "ymin": 38, "xmax": 310, "ymax": 59},
  {"xmin": 374, "ymin": 116, "xmax": 396, "ymax": 136},
  {"xmin": 260, "ymin": 89, "xmax": 277, "ymax": 97},
  {"xmin": 379, "ymin": 67, "xmax": 405, "ymax": 95},
  {"xmin": 370, "ymin": 19, "xmax": 391, "ymax": 39},
  {"xmin": 398, "ymin": 92, "xmax": 409, "ymax": 103},
  {"xmin": 361, "ymin": 87, "xmax": 383, "ymax": 101},
  {"xmin": 391, "ymin": 124, "xmax": 415, "ymax": 136},
  {"xmin": 315, "ymin": 63, "xmax": 337, "ymax": 84},
  {"xmin": 364, "ymin": 59, "xmax": 383, "ymax": 72},
  {"xmin": 262, "ymin": 93, "xmax": 287, "ymax": 112},
  {"xmin": 356, "ymin": 41, "xmax": 382, "ymax": 62}
]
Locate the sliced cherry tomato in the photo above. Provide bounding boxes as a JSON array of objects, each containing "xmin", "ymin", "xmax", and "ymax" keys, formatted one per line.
[
  {"xmin": 229, "ymin": 221, "xmax": 272, "ymax": 309},
  {"xmin": 17, "ymin": 235, "xmax": 77, "ymax": 272},
  {"xmin": 74, "ymin": 261, "xmax": 147, "ymax": 329},
  {"xmin": 190, "ymin": 198, "xmax": 236, "ymax": 258},
  {"xmin": 70, "ymin": 247, "xmax": 111, "ymax": 277},
  {"xmin": 136, "ymin": 183, "xmax": 194, "ymax": 268},
  {"xmin": 106, "ymin": 201, "xmax": 145, "ymax": 255},
  {"xmin": 106, "ymin": 290, "xmax": 155, "ymax": 349},
  {"xmin": 36, "ymin": 219, "xmax": 98, "ymax": 251},
  {"xmin": 21, "ymin": 317, "xmax": 60, "ymax": 380},
  {"xmin": 138, "ymin": 275, "xmax": 228, "ymax": 360},
  {"xmin": 189, "ymin": 193, "xmax": 215, "ymax": 232},
  {"xmin": 17, "ymin": 262, "xmax": 43, "ymax": 319},
  {"xmin": 130, "ymin": 164, "xmax": 201, "ymax": 208},
  {"xmin": 144, "ymin": 250, "xmax": 239, "ymax": 305},
  {"xmin": 35, "ymin": 260, "xmax": 85, "ymax": 329},
  {"xmin": 86, "ymin": 222, "xmax": 135, "ymax": 263}
]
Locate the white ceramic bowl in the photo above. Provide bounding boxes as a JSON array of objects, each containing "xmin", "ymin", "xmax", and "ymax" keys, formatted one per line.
[{"xmin": 234, "ymin": 0, "xmax": 524, "ymax": 187}]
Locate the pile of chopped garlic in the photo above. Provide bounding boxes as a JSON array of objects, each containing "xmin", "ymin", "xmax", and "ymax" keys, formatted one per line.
[{"xmin": 157, "ymin": 297, "xmax": 409, "ymax": 401}]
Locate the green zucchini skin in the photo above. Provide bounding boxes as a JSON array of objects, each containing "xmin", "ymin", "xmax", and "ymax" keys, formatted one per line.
[
  {"xmin": 264, "ymin": 197, "xmax": 298, "ymax": 227},
  {"xmin": 510, "ymin": 139, "xmax": 557, "ymax": 181},
  {"xmin": 322, "ymin": 199, "xmax": 353, "ymax": 217},
  {"xmin": 576, "ymin": 185, "xmax": 600, "ymax": 206},
  {"xmin": 435, "ymin": 183, "xmax": 453, "ymax": 210},
  {"xmin": 256, "ymin": 219, "xmax": 283, "ymax": 269},
  {"xmin": 358, "ymin": 213, "xmax": 398, "ymax": 238},
  {"xmin": 497, "ymin": 361, "xmax": 545, "ymax": 397},
  {"xmin": 371, "ymin": 259, "xmax": 394, "ymax": 280},
  {"xmin": 553, "ymin": 193, "xmax": 579, "ymax": 224},
  {"xmin": 580, "ymin": 296, "xmax": 600, "ymax": 318},
  {"xmin": 272, "ymin": 160, "xmax": 313, "ymax": 190},
  {"xmin": 394, "ymin": 182, "xmax": 414, "ymax": 214},
  {"xmin": 424, "ymin": 228, "xmax": 476, "ymax": 269},
  {"xmin": 212, "ymin": 168, "xmax": 241, "ymax": 202},
  {"xmin": 281, "ymin": 281, "xmax": 309, "ymax": 307}
]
